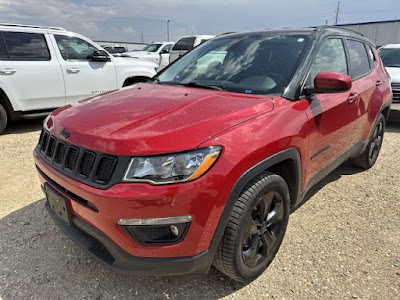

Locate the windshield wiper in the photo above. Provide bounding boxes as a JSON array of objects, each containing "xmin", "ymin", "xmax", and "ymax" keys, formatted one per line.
[{"xmin": 182, "ymin": 81, "xmax": 224, "ymax": 91}]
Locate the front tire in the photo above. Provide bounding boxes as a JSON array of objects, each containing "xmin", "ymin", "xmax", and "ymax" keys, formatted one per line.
[
  {"xmin": 349, "ymin": 114, "xmax": 385, "ymax": 169},
  {"xmin": 0, "ymin": 103, "xmax": 7, "ymax": 134},
  {"xmin": 213, "ymin": 171, "xmax": 290, "ymax": 282}
]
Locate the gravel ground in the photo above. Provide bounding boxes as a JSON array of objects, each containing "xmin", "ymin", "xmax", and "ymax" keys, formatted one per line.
[{"xmin": 0, "ymin": 118, "xmax": 399, "ymax": 300}]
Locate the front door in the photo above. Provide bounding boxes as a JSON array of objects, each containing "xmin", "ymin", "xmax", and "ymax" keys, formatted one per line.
[
  {"xmin": 303, "ymin": 38, "xmax": 356, "ymax": 183},
  {"xmin": 52, "ymin": 34, "xmax": 117, "ymax": 104}
]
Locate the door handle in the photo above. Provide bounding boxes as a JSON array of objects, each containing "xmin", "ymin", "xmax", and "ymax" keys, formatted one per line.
[
  {"xmin": 66, "ymin": 68, "xmax": 80, "ymax": 74},
  {"xmin": 376, "ymin": 80, "xmax": 383, "ymax": 87},
  {"xmin": 0, "ymin": 68, "xmax": 17, "ymax": 75},
  {"xmin": 347, "ymin": 92, "xmax": 359, "ymax": 104}
]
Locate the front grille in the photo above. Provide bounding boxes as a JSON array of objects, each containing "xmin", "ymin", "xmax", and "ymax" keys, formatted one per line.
[
  {"xmin": 36, "ymin": 130, "xmax": 126, "ymax": 188},
  {"xmin": 392, "ymin": 83, "xmax": 400, "ymax": 103}
]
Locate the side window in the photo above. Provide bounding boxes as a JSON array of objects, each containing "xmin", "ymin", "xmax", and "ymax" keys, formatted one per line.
[
  {"xmin": 0, "ymin": 34, "xmax": 8, "ymax": 60},
  {"xmin": 2, "ymin": 32, "xmax": 50, "ymax": 61},
  {"xmin": 346, "ymin": 40, "xmax": 371, "ymax": 79},
  {"xmin": 307, "ymin": 38, "xmax": 348, "ymax": 87},
  {"xmin": 172, "ymin": 37, "xmax": 196, "ymax": 51},
  {"xmin": 54, "ymin": 35, "xmax": 97, "ymax": 61},
  {"xmin": 162, "ymin": 44, "xmax": 172, "ymax": 52}
]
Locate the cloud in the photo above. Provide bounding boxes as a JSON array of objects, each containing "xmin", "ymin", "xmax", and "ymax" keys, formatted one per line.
[{"xmin": 0, "ymin": 0, "xmax": 399, "ymax": 42}]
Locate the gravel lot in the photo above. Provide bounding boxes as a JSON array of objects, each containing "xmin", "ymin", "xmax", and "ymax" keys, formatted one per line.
[{"xmin": 0, "ymin": 118, "xmax": 399, "ymax": 300}]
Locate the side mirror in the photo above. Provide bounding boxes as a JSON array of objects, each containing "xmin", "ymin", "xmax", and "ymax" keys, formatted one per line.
[
  {"xmin": 309, "ymin": 72, "xmax": 352, "ymax": 93},
  {"xmin": 161, "ymin": 49, "xmax": 170, "ymax": 54},
  {"xmin": 88, "ymin": 50, "xmax": 110, "ymax": 62}
]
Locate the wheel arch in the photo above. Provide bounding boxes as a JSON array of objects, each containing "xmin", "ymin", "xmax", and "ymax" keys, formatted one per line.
[
  {"xmin": 122, "ymin": 76, "xmax": 151, "ymax": 87},
  {"xmin": 0, "ymin": 87, "xmax": 15, "ymax": 117},
  {"xmin": 207, "ymin": 148, "xmax": 302, "ymax": 263}
]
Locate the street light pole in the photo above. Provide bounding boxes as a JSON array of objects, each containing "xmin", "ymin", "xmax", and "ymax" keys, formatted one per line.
[{"xmin": 167, "ymin": 20, "xmax": 170, "ymax": 42}]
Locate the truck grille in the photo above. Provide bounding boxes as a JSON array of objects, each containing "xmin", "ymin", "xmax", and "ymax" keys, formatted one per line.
[
  {"xmin": 36, "ymin": 130, "xmax": 123, "ymax": 188},
  {"xmin": 392, "ymin": 83, "xmax": 400, "ymax": 103}
]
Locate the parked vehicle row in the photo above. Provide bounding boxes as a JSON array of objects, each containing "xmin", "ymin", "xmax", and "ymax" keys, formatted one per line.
[
  {"xmin": 0, "ymin": 24, "xmax": 158, "ymax": 134},
  {"xmin": 378, "ymin": 43, "xmax": 400, "ymax": 120},
  {"xmin": 123, "ymin": 42, "xmax": 173, "ymax": 69},
  {"xmin": 34, "ymin": 26, "xmax": 392, "ymax": 282}
]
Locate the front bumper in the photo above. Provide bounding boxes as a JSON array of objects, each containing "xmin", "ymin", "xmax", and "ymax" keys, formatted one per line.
[
  {"xmin": 34, "ymin": 149, "xmax": 236, "ymax": 274},
  {"xmin": 45, "ymin": 201, "xmax": 212, "ymax": 275}
]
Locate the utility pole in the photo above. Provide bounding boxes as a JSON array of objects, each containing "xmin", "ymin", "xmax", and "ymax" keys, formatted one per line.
[
  {"xmin": 334, "ymin": 1, "xmax": 340, "ymax": 25},
  {"xmin": 167, "ymin": 20, "xmax": 170, "ymax": 42},
  {"xmin": 141, "ymin": 32, "xmax": 144, "ymax": 44}
]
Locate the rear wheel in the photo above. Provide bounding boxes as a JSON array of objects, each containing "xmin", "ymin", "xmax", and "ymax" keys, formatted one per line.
[
  {"xmin": 0, "ymin": 103, "xmax": 7, "ymax": 134},
  {"xmin": 349, "ymin": 114, "xmax": 385, "ymax": 169},
  {"xmin": 213, "ymin": 171, "xmax": 290, "ymax": 282}
]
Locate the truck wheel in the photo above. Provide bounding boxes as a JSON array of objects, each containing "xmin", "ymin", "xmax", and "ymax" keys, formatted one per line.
[
  {"xmin": 349, "ymin": 114, "xmax": 385, "ymax": 170},
  {"xmin": 122, "ymin": 77, "xmax": 150, "ymax": 87},
  {"xmin": 0, "ymin": 103, "xmax": 7, "ymax": 134},
  {"xmin": 213, "ymin": 171, "xmax": 290, "ymax": 282}
]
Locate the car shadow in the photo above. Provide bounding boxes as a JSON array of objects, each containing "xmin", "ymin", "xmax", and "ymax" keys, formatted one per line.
[
  {"xmin": 2, "ymin": 118, "xmax": 44, "ymax": 135},
  {"xmin": 0, "ymin": 199, "xmax": 245, "ymax": 300},
  {"xmin": 385, "ymin": 120, "xmax": 400, "ymax": 133}
]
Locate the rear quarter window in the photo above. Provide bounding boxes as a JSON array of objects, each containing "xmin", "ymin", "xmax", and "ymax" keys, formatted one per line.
[
  {"xmin": 2, "ymin": 32, "xmax": 50, "ymax": 61},
  {"xmin": 172, "ymin": 37, "xmax": 196, "ymax": 51},
  {"xmin": 346, "ymin": 40, "xmax": 371, "ymax": 79}
]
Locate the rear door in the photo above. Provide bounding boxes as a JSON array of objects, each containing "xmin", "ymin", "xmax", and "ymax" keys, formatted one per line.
[
  {"xmin": 345, "ymin": 40, "xmax": 383, "ymax": 144},
  {"xmin": 0, "ymin": 31, "xmax": 65, "ymax": 111},
  {"xmin": 303, "ymin": 38, "xmax": 357, "ymax": 183},
  {"xmin": 51, "ymin": 34, "xmax": 117, "ymax": 104}
]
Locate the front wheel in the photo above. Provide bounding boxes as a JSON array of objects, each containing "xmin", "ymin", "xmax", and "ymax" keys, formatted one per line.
[
  {"xmin": 349, "ymin": 114, "xmax": 385, "ymax": 169},
  {"xmin": 213, "ymin": 171, "xmax": 290, "ymax": 282},
  {"xmin": 0, "ymin": 103, "xmax": 7, "ymax": 134}
]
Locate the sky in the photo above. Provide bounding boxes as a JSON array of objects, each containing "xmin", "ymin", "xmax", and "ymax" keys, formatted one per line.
[{"xmin": 0, "ymin": 0, "xmax": 399, "ymax": 43}]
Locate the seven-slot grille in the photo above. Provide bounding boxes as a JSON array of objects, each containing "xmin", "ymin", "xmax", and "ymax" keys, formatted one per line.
[
  {"xmin": 392, "ymin": 83, "xmax": 400, "ymax": 103},
  {"xmin": 37, "ymin": 130, "xmax": 118, "ymax": 187}
]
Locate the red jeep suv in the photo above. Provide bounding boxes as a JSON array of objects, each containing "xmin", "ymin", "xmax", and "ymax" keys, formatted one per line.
[{"xmin": 34, "ymin": 26, "xmax": 392, "ymax": 282}]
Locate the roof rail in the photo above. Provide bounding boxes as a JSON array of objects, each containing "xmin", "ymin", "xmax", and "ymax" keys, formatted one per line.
[
  {"xmin": 314, "ymin": 25, "xmax": 364, "ymax": 37},
  {"xmin": 0, "ymin": 23, "xmax": 66, "ymax": 31}
]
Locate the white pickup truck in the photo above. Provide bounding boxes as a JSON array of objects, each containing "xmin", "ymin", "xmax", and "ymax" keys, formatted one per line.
[
  {"xmin": 0, "ymin": 24, "xmax": 158, "ymax": 134},
  {"xmin": 124, "ymin": 42, "xmax": 173, "ymax": 69}
]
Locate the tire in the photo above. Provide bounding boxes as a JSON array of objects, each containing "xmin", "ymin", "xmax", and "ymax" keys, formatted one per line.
[
  {"xmin": 213, "ymin": 171, "xmax": 290, "ymax": 282},
  {"xmin": 0, "ymin": 103, "xmax": 7, "ymax": 134},
  {"xmin": 122, "ymin": 77, "xmax": 150, "ymax": 87},
  {"xmin": 349, "ymin": 114, "xmax": 385, "ymax": 170}
]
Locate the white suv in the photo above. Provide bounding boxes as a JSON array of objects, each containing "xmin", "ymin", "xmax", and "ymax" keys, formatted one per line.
[
  {"xmin": 169, "ymin": 35, "xmax": 214, "ymax": 64},
  {"xmin": 0, "ymin": 24, "xmax": 158, "ymax": 134}
]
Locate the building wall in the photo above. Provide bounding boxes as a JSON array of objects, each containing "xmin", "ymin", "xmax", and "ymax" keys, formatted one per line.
[{"xmin": 339, "ymin": 20, "xmax": 400, "ymax": 46}]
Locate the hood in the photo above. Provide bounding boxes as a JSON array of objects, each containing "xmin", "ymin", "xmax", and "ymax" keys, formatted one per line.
[
  {"xmin": 113, "ymin": 56, "xmax": 158, "ymax": 68},
  {"xmin": 386, "ymin": 67, "xmax": 400, "ymax": 83},
  {"xmin": 46, "ymin": 83, "xmax": 274, "ymax": 156}
]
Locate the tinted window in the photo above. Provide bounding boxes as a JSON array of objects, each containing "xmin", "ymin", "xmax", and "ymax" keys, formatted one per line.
[
  {"xmin": 378, "ymin": 48, "xmax": 400, "ymax": 67},
  {"xmin": 55, "ymin": 35, "xmax": 97, "ymax": 60},
  {"xmin": 307, "ymin": 38, "xmax": 348, "ymax": 87},
  {"xmin": 347, "ymin": 40, "xmax": 371, "ymax": 79},
  {"xmin": 172, "ymin": 37, "xmax": 196, "ymax": 51},
  {"xmin": 158, "ymin": 34, "xmax": 309, "ymax": 95},
  {"xmin": 0, "ymin": 35, "xmax": 8, "ymax": 60},
  {"xmin": 2, "ymin": 32, "xmax": 50, "ymax": 61}
]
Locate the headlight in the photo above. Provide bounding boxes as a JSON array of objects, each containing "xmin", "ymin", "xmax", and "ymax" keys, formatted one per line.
[{"xmin": 123, "ymin": 146, "xmax": 222, "ymax": 184}]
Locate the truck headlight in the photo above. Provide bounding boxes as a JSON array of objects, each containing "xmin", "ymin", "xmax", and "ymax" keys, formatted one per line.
[{"xmin": 123, "ymin": 146, "xmax": 221, "ymax": 184}]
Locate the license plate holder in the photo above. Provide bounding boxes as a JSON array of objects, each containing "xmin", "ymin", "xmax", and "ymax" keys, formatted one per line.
[{"xmin": 44, "ymin": 183, "xmax": 72, "ymax": 225}]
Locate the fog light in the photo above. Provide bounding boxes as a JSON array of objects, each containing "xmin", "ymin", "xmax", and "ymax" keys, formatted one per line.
[
  {"xmin": 170, "ymin": 225, "xmax": 179, "ymax": 237},
  {"xmin": 118, "ymin": 216, "xmax": 192, "ymax": 244}
]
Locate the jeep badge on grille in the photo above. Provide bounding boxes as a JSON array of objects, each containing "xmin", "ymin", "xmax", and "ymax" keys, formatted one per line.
[{"xmin": 60, "ymin": 129, "xmax": 70, "ymax": 139}]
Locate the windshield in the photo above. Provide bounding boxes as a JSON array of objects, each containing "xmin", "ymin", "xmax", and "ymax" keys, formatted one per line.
[
  {"xmin": 142, "ymin": 44, "xmax": 162, "ymax": 52},
  {"xmin": 157, "ymin": 34, "xmax": 309, "ymax": 95},
  {"xmin": 378, "ymin": 48, "xmax": 400, "ymax": 67}
]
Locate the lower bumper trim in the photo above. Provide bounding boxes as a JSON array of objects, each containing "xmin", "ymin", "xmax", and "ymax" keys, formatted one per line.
[{"xmin": 45, "ymin": 202, "xmax": 213, "ymax": 276}]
